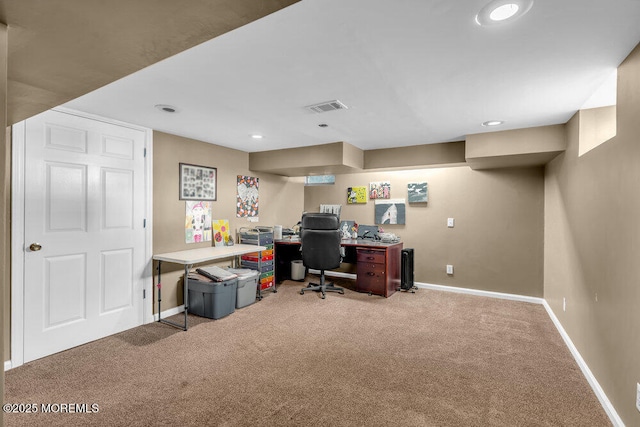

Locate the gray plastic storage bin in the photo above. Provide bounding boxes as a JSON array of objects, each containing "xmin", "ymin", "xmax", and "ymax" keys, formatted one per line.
[
  {"xmin": 187, "ymin": 277, "xmax": 237, "ymax": 319},
  {"xmin": 226, "ymin": 268, "xmax": 259, "ymax": 308}
]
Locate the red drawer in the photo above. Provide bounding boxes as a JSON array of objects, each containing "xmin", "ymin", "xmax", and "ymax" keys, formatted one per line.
[{"xmin": 241, "ymin": 254, "xmax": 274, "ymax": 262}]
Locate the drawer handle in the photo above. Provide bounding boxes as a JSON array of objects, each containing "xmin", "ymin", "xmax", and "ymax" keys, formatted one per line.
[
  {"xmin": 367, "ymin": 272, "xmax": 376, "ymax": 276},
  {"xmin": 367, "ymin": 256, "xmax": 376, "ymax": 260}
]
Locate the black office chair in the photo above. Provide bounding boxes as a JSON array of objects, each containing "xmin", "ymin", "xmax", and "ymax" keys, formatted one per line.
[{"xmin": 299, "ymin": 212, "xmax": 345, "ymax": 299}]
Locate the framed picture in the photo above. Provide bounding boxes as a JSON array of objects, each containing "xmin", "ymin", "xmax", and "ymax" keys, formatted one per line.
[
  {"xmin": 375, "ymin": 199, "xmax": 406, "ymax": 225},
  {"xmin": 347, "ymin": 186, "xmax": 367, "ymax": 204},
  {"xmin": 369, "ymin": 181, "xmax": 391, "ymax": 199},
  {"xmin": 408, "ymin": 182, "xmax": 428, "ymax": 203},
  {"xmin": 236, "ymin": 175, "xmax": 259, "ymax": 217},
  {"xmin": 179, "ymin": 163, "xmax": 217, "ymax": 201}
]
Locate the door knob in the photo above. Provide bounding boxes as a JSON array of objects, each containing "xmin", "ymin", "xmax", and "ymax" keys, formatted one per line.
[{"xmin": 29, "ymin": 243, "xmax": 42, "ymax": 251}]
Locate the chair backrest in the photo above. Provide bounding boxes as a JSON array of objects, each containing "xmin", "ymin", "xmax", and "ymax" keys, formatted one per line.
[{"xmin": 300, "ymin": 213, "xmax": 341, "ymax": 271}]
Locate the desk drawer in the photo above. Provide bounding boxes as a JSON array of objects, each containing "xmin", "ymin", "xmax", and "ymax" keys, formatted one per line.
[
  {"xmin": 358, "ymin": 262, "xmax": 385, "ymax": 275},
  {"xmin": 356, "ymin": 249, "xmax": 386, "ymax": 264},
  {"xmin": 356, "ymin": 262, "xmax": 386, "ymax": 296},
  {"xmin": 356, "ymin": 269, "xmax": 386, "ymax": 295}
]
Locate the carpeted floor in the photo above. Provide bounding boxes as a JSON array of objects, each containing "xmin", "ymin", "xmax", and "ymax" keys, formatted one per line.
[{"xmin": 4, "ymin": 278, "xmax": 611, "ymax": 426}]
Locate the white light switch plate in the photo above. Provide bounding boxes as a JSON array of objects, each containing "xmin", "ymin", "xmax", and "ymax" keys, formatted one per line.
[
  {"xmin": 636, "ymin": 383, "xmax": 640, "ymax": 412},
  {"xmin": 447, "ymin": 218, "xmax": 454, "ymax": 228},
  {"xmin": 446, "ymin": 265, "xmax": 454, "ymax": 275}
]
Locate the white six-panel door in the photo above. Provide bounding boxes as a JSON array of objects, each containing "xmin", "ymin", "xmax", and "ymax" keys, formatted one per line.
[{"xmin": 21, "ymin": 110, "xmax": 147, "ymax": 362}]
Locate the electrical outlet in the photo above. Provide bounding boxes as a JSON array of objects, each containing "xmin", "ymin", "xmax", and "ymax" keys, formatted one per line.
[
  {"xmin": 636, "ymin": 383, "xmax": 640, "ymax": 412},
  {"xmin": 447, "ymin": 218, "xmax": 455, "ymax": 228},
  {"xmin": 563, "ymin": 297, "xmax": 566, "ymax": 312},
  {"xmin": 446, "ymin": 265, "xmax": 454, "ymax": 275}
]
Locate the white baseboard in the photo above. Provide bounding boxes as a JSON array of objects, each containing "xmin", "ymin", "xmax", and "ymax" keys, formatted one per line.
[
  {"xmin": 542, "ymin": 301, "xmax": 624, "ymax": 427},
  {"xmin": 4, "ymin": 360, "xmax": 12, "ymax": 371},
  {"xmin": 317, "ymin": 273, "xmax": 546, "ymax": 305},
  {"xmin": 414, "ymin": 281, "xmax": 545, "ymax": 305},
  {"xmin": 153, "ymin": 305, "xmax": 185, "ymax": 322}
]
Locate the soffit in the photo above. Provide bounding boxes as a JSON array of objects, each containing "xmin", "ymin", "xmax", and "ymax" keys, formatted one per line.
[{"xmin": 1, "ymin": 0, "xmax": 299, "ymax": 124}]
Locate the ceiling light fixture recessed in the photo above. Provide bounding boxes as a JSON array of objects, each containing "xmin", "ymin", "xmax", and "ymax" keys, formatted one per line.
[
  {"xmin": 482, "ymin": 120, "xmax": 505, "ymax": 127},
  {"xmin": 490, "ymin": 4, "xmax": 519, "ymax": 21},
  {"xmin": 251, "ymin": 134, "xmax": 263, "ymax": 139},
  {"xmin": 475, "ymin": 0, "xmax": 533, "ymax": 26},
  {"xmin": 155, "ymin": 104, "xmax": 178, "ymax": 113}
]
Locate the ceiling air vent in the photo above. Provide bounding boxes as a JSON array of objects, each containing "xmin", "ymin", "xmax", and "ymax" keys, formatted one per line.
[{"xmin": 305, "ymin": 100, "xmax": 348, "ymax": 113}]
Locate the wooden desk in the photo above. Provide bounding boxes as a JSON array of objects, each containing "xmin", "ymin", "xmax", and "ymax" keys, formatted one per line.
[
  {"xmin": 153, "ymin": 244, "xmax": 266, "ymax": 330},
  {"xmin": 274, "ymin": 238, "xmax": 403, "ymax": 297}
]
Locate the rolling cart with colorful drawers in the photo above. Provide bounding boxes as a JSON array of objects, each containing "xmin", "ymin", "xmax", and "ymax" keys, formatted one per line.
[{"xmin": 237, "ymin": 227, "xmax": 276, "ymax": 300}]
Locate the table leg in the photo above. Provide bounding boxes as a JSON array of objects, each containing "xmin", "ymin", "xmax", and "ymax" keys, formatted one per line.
[
  {"xmin": 183, "ymin": 264, "xmax": 190, "ymax": 330},
  {"xmin": 157, "ymin": 261, "xmax": 162, "ymax": 322},
  {"xmin": 157, "ymin": 260, "xmax": 189, "ymax": 331}
]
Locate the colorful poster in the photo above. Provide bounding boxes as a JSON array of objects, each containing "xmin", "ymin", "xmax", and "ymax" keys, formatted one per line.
[
  {"xmin": 237, "ymin": 175, "xmax": 259, "ymax": 217},
  {"xmin": 347, "ymin": 186, "xmax": 367, "ymax": 204},
  {"xmin": 185, "ymin": 201, "xmax": 212, "ymax": 243},
  {"xmin": 369, "ymin": 181, "xmax": 391, "ymax": 199},
  {"xmin": 408, "ymin": 182, "xmax": 428, "ymax": 203},
  {"xmin": 374, "ymin": 199, "xmax": 406, "ymax": 225},
  {"xmin": 212, "ymin": 219, "xmax": 230, "ymax": 247}
]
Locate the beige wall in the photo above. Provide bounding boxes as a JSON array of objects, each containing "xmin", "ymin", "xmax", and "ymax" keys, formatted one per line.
[
  {"xmin": 153, "ymin": 131, "xmax": 304, "ymax": 311},
  {"xmin": 544, "ymin": 44, "xmax": 640, "ymax": 426},
  {"xmin": 249, "ymin": 141, "xmax": 364, "ymax": 176},
  {"xmin": 466, "ymin": 125, "xmax": 566, "ymax": 170},
  {"xmin": 304, "ymin": 166, "xmax": 545, "ymax": 296},
  {"xmin": 364, "ymin": 141, "xmax": 466, "ymax": 170},
  {"xmin": 578, "ymin": 106, "xmax": 617, "ymax": 156}
]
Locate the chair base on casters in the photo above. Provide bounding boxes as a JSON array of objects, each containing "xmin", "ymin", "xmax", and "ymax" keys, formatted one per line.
[{"xmin": 300, "ymin": 270, "xmax": 344, "ymax": 299}]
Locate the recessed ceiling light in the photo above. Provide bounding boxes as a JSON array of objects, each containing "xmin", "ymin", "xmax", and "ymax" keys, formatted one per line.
[
  {"xmin": 482, "ymin": 120, "xmax": 505, "ymax": 127},
  {"xmin": 475, "ymin": 0, "xmax": 533, "ymax": 26},
  {"xmin": 251, "ymin": 134, "xmax": 263, "ymax": 139},
  {"xmin": 490, "ymin": 4, "xmax": 519, "ymax": 21},
  {"xmin": 155, "ymin": 104, "xmax": 178, "ymax": 113}
]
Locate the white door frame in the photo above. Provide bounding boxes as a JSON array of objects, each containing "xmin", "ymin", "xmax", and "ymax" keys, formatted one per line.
[{"xmin": 10, "ymin": 107, "xmax": 154, "ymax": 369}]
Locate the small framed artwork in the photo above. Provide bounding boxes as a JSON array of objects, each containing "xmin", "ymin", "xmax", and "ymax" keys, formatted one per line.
[
  {"xmin": 179, "ymin": 163, "xmax": 217, "ymax": 201},
  {"xmin": 369, "ymin": 181, "xmax": 391, "ymax": 199},
  {"xmin": 375, "ymin": 199, "xmax": 406, "ymax": 225},
  {"xmin": 408, "ymin": 182, "xmax": 428, "ymax": 203},
  {"xmin": 237, "ymin": 175, "xmax": 259, "ymax": 217},
  {"xmin": 347, "ymin": 186, "xmax": 367, "ymax": 204}
]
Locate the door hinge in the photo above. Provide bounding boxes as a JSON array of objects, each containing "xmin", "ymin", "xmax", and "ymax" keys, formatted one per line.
[
  {"xmin": 143, "ymin": 289, "xmax": 146, "ymax": 299},
  {"xmin": 144, "ymin": 147, "xmax": 147, "ymax": 158},
  {"xmin": 143, "ymin": 218, "xmax": 146, "ymax": 228}
]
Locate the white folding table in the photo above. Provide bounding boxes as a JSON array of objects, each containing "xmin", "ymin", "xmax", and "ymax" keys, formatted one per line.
[{"xmin": 153, "ymin": 244, "xmax": 267, "ymax": 330}]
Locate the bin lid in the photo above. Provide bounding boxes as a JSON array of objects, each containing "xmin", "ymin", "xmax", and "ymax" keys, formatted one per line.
[{"xmin": 226, "ymin": 267, "xmax": 259, "ymax": 278}]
